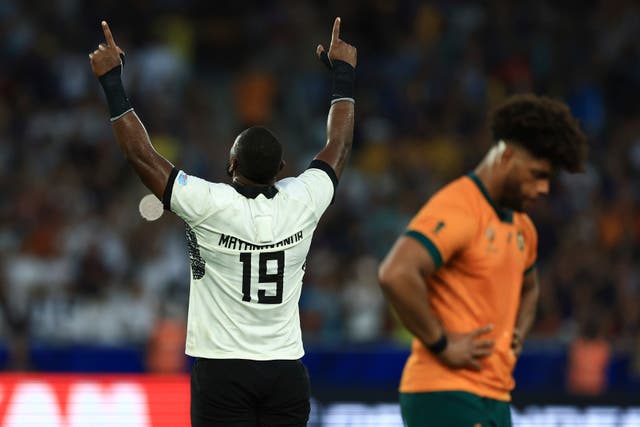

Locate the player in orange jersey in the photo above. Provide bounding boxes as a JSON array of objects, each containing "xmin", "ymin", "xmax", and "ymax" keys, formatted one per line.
[{"xmin": 378, "ymin": 94, "xmax": 588, "ymax": 427}]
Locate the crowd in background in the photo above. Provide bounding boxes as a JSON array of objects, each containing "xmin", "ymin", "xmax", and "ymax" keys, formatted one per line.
[{"xmin": 1, "ymin": 0, "xmax": 640, "ymax": 385}]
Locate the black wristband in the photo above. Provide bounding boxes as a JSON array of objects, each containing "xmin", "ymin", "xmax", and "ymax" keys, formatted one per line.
[
  {"xmin": 330, "ymin": 59, "xmax": 355, "ymax": 104},
  {"xmin": 98, "ymin": 65, "xmax": 132, "ymax": 120},
  {"xmin": 426, "ymin": 333, "xmax": 448, "ymax": 355}
]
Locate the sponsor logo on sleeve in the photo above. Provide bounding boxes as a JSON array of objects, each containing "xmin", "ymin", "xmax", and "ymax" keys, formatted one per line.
[{"xmin": 178, "ymin": 172, "xmax": 188, "ymax": 186}]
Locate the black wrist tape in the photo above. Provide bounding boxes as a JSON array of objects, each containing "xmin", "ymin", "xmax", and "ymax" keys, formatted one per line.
[
  {"xmin": 331, "ymin": 60, "xmax": 355, "ymax": 104},
  {"xmin": 98, "ymin": 66, "xmax": 132, "ymax": 120},
  {"xmin": 426, "ymin": 333, "xmax": 448, "ymax": 355}
]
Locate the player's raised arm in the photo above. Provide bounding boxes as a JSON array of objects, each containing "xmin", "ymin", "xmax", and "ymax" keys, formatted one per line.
[
  {"xmin": 89, "ymin": 21, "xmax": 173, "ymax": 200},
  {"xmin": 313, "ymin": 17, "xmax": 357, "ymax": 180}
]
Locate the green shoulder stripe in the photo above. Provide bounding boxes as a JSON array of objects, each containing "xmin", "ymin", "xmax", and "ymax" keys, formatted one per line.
[{"xmin": 405, "ymin": 230, "xmax": 443, "ymax": 269}]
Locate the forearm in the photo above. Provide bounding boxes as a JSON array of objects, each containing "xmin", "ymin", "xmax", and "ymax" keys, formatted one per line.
[
  {"xmin": 111, "ymin": 112, "xmax": 173, "ymax": 199},
  {"xmin": 317, "ymin": 101, "xmax": 354, "ymax": 178},
  {"xmin": 514, "ymin": 279, "xmax": 539, "ymax": 339},
  {"xmin": 313, "ymin": 44, "xmax": 356, "ymax": 179}
]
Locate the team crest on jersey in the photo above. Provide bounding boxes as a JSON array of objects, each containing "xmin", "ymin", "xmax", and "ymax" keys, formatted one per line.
[
  {"xmin": 517, "ymin": 231, "xmax": 525, "ymax": 251},
  {"xmin": 178, "ymin": 172, "xmax": 189, "ymax": 186}
]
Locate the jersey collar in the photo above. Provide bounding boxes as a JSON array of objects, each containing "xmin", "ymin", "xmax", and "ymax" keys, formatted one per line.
[
  {"xmin": 466, "ymin": 172, "xmax": 513, "ymax": 223},
  {"xmin": 231, "ymin": 182, "xmax": 279, "ymax": 199}
]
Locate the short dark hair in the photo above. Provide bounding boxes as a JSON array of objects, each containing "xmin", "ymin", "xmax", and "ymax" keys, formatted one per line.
[
  {"xmin": 489, "ymin": 94, "xmax": 588, "ymax": 173},
  {"xmin": 235, "ymin": 126, "xmax": 283, "ymax": 184}
]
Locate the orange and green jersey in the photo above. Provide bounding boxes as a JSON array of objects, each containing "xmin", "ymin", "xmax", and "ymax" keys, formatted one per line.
[{"xmin": 399, "ymin": 172, "xmax": 537, "ymax": 402}]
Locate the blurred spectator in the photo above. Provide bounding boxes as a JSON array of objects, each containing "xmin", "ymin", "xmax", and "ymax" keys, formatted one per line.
[
  {"xmin": 300, "ymin": 249, "xmax": 345, "ymax": 343},
  {"xmin": 341, "ymin": 255, "xmax": 385, "ymax": 342},
  {"xmin": 146, "ymin": 311, "xmax": 188, "ymax": 374},
  {"xmin": 566, "ymin": 316, "xmax": 612, "ymax": 396}
]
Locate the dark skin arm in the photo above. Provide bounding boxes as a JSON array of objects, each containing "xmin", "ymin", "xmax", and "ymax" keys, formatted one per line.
[
  {"xmin": 512, "ymin": 268, "xmax": 540, "ymax": 356},
  {"xmin": 313, "ymin": 17, "xmax": 357, "ymax": 180},
  {"xmin": 89, "ymin": 21, "xmax": 173, "ymax": 199},
  {"xmin": 109, "ymin": 113, "xmax": 173, "ymax": 199},
  {"xmin": 378, "ymin": 236, "xmax": 495, "ymax": 371}
]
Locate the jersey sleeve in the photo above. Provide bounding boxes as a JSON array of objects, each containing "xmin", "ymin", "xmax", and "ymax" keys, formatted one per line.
[
  {"xmin": 163, "ymin": 168, "xmax": 218, "ymax": 226},
  {"xmin": 281, "ymin": 160, "xmax": 338, "ymax": 219},
  {"xmin": 405, "ymin": 193, "xmax": 478, "ymax": 269}
]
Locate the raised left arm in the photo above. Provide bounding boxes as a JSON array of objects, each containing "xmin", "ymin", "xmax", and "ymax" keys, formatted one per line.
[
  {"xmin": 89, "ymin": 21, "xmax": 173, "ymax": 199},
  {"xmin": 512, "ymin": 268, "xmax": 540, "ymax": 356}
]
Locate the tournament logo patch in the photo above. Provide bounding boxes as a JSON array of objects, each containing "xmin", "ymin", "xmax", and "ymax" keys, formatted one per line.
[
  {"xmin": 486, "ymin": 226, "xmax": 495, "ymax": 243},
  {"xmin": 485, "ymin": 225, "xmax": 498, "ymax": 253},
  {"xmin": 178, "ymin": 171, "xmax": 189, "ymax": 186},
  {"xmin": 517, "ymin": 231, "xmax": 525, "ymax": 251}
]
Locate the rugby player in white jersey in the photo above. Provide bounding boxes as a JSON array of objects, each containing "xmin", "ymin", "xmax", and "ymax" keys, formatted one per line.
[{"xmin": 90, "ymin": 17, "xmax": 357, "ymax": 427}]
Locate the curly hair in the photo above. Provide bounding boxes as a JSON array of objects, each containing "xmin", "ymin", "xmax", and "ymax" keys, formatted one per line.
[{"xmin": 489, "ymin": 94, "xmax": 588, "ymax": 173}]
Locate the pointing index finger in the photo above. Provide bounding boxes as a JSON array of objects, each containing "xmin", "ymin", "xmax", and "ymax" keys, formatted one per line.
[
  {"xmin": 331, "ymin": 17, "xmax": 341, "ymax": 44},
  {"xmin": 102, "ymin": 20, "xmax": 116, "ymax": 47}
]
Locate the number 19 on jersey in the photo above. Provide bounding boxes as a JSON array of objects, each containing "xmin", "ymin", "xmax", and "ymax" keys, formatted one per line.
[{"xmin": 239, "ymin": 251, "xmax": 285, "ymax": 304}]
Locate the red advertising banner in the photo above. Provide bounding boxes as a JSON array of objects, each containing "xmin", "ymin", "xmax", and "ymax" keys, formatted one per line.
[
  {"xmin": 0, "ymin": 374, "xmax": 190, "ymax": 426},
  {"xmin": 1, "ymin": 374, "xmax": 639, "ymax": 426}
]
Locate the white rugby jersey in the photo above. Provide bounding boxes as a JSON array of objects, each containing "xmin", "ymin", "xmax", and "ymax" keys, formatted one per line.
[{"xmin": 162, "ymin": 160, "xmax": 337, "ymax": 360}]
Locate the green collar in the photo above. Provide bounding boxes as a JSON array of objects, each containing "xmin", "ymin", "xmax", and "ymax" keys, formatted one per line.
[{"xmin": 467, "ymin": 172, "xmax": 513, "ymax": 223}]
